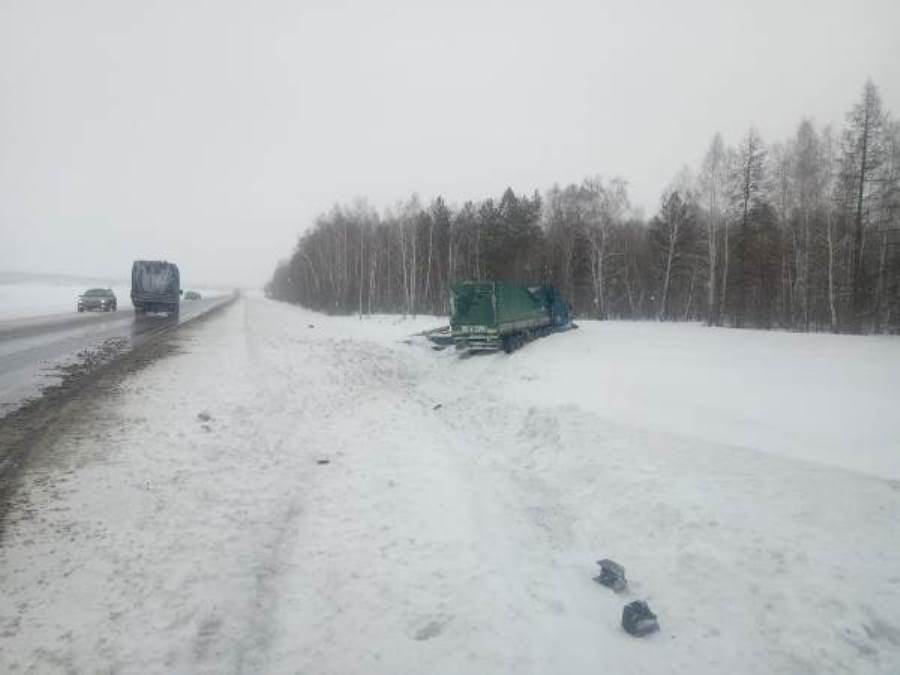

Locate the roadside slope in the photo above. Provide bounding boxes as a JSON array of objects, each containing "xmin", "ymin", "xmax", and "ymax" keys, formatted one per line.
[{"xmin": 0, "ymin": 295, "xmax": 232, "ymax": 416}]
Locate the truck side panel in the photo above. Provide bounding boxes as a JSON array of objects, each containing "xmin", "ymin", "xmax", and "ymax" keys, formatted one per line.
[
  {"xmin": 495, "ymin": 284, "xmax": 548, "ymax": 334},
  {"xmin": 451, "ymin": 282, "xmax": 552, "ymax": 350}
]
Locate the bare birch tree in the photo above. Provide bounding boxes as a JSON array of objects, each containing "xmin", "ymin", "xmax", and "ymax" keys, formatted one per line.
[
  {"xmin": 843, "ymin": 80, "xmax": 888, "ymax": 331},
  {"xmin": 700, "ymin": 133, "xmax": 726, "ymax": 325}
]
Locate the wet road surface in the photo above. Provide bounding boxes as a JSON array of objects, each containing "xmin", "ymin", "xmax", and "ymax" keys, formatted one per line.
[{"xmin": 0, "ymin": 296, "xmax": 233, "ymax": 415}]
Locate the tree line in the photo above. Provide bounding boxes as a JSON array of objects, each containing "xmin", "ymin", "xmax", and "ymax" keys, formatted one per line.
[{"xmin": 267, "ymin": 81, "xmax": 900, "ymax": 333}]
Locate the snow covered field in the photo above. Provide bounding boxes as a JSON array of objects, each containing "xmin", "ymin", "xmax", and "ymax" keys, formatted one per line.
[
  {"xmin": 2, "ymin": 297, "xmax": 899, "ymax": 674},
  {"xmin": 0, "ymin": 279, "xmax": 132, "ymax": 319},
  {"xmin": 0, "ymin": 275, "xmax": 227, "ymax": 319}
]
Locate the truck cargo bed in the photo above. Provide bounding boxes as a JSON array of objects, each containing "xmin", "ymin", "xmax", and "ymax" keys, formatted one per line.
[{"xmin": 450, "ymin": 281, "xmax": 568, "ymax": 352}]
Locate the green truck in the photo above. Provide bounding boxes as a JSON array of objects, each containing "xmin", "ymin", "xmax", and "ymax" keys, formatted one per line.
[{"xmin": 449, "ymin": 281, "xmax": 572, "ymax": 353}]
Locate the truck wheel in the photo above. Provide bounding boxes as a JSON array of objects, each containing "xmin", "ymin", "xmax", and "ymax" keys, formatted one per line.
[{"xmin": 503, "ymin": 336, "xmax": 514, "ymax": 354}]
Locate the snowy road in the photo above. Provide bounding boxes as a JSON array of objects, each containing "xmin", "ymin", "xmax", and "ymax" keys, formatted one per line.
[
  {"xmin": 1, "ymin": 297, "xmax": 899, "ymax": 674},
  {"xmin": 0, "ymin": 296, "xmax": 233, "ymax": 415}
]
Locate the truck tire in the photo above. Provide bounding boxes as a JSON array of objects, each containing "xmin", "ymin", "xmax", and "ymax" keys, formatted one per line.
[{"xmin": 504, "ymin": 333, "xmax": 526, "ymax": 353}]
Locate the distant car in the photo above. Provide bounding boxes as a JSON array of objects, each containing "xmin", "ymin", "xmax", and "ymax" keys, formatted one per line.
[
  {"xmin": 77, "ymin": 288, "xmax": 117, "ymax": 312},
  {"xmin": 184, "ymin": 291, "xmax": 202, "ymax": 300}
]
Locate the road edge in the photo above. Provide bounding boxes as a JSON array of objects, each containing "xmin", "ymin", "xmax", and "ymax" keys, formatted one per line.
[{"xmin": 0, "ymin": 293, "xmax": 239, "ymax": 540}]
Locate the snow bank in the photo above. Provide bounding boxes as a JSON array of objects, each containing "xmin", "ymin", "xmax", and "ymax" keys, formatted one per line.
[{"xmin": 448, "ymin": 320, "xmax": 900, "ymax": 480}]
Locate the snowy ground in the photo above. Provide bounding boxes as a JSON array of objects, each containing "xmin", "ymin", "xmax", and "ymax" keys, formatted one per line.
[
  {"xmin": 0, "ymin": 275, "xmax": 226, "ymax": 320},
  {"xmin": 1, "ymin": 297, "xmax": 899, "ymax": 674}
]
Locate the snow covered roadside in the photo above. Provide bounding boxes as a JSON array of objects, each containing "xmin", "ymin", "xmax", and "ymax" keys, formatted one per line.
[{"xmin": 1, "ymin": 298, "xmax": 899, "ymax": 674}]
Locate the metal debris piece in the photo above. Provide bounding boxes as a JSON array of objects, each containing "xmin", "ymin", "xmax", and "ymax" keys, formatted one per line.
[
  {"xmin": 622, "ymin": 600, "xmax": 659, "ymax": 637},
  {"xmin": 594, "ymin": 559, "xmax": 627, "ymax": 592}
]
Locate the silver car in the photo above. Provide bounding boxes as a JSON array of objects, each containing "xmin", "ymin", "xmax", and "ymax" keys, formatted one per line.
[{"xmin": 77, "ymin": 288, "xmax": 117, "ymax": 312}]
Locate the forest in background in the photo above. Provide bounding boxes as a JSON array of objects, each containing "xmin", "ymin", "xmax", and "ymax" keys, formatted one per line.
[{"xmin": 266, "ymin": 81, "xmax": 900, "ymax": 333}]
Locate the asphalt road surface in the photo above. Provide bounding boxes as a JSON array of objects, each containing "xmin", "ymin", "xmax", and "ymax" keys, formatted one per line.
[{"xmin": 0, "ymin": 296, "xmax": 233, "ymax": 415}]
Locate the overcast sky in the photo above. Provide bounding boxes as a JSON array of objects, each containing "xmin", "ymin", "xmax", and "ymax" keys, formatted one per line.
[{"xmin": 1, "ymin": 0, "xmax": 898, "ymax": 287}]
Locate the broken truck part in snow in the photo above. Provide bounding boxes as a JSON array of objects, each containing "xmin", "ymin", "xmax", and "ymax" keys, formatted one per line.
[
  {"xmin": 593, "ymin": 559, "xmax": 659, "ymax": 637},
  {"xmin": 622, "ymin": 601, "xmax": 660, "ymax": 637},
  {"xmin": 447, "ymin": 281, "xmax": 574, "ymax": 353},
  {"xmin": 594, "ymin": 559, "xmax": 627, "ymax": 592}
]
